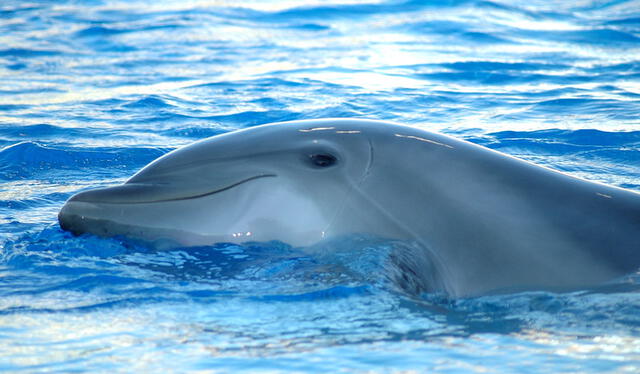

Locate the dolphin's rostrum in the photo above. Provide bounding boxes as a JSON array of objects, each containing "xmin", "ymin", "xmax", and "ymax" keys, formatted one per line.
[{"xmin": 58, "ymin": 119, "xmax": 640, "ymax": 296}]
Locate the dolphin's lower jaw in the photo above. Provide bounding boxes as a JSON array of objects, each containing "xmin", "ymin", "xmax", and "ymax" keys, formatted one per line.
[
  {"xmin": 58, "ymin": 204, "xmax": 105, "ymax": 236},
  {"xmin": 58, "ymin": 201, "xmax": 190, "ymax": 246},
  {"xmin": 59, "ymin": 202, "xmax": 243, "ymax": 249}
]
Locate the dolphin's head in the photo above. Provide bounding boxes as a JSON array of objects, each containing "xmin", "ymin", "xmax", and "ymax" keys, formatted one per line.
[{"xmin": 59, "ymin": 119, "xmax": 385, "ymax": 248}]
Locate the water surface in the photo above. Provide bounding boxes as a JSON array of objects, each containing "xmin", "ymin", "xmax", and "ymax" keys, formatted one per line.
[{"xmin": 1, "ymin": 0, "xmax": 640, "ymax": 372}]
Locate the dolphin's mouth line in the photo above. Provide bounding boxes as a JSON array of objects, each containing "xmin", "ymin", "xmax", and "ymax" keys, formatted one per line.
[
  {"xmin": 67, "ymin": 174, "xmax": 278, "ymax": 205},
  {"xmin": 129, "ymin": 174, "xmax": 278, "ymax": 204}
]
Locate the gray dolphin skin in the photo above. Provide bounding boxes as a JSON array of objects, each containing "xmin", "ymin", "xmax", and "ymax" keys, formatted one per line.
[{"xmin": 58, "ymin": 119, "xmax": 640, "ymax": 296}]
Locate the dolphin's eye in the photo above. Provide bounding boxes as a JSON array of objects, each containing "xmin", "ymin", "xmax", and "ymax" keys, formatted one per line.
[{"xmin": 308, "ymin": 153, "xmax": 337, "ymax": 168}]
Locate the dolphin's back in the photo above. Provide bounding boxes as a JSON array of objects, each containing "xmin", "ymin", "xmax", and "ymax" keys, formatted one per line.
[{"xmin": 358, "ymin": 127, "xmax": 640, "ymax": 296}]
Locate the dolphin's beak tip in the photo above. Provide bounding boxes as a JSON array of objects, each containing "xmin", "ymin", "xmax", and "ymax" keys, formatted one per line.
[
  {"xmin": 58, "ymin": 193, "xmax": 95, "ymax": 235},
  {"xmin": 58, "ymin": 200, "xmax": 78, "ymax": 234}
]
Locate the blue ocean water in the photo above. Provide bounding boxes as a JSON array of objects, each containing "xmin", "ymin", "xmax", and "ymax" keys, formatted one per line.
[{"xmin": 1, "ymin": 0, "xmax": 640, "ymax": 371}]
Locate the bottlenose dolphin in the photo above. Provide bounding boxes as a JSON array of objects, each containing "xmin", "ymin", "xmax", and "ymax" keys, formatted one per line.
[{"xmin": 58, "ymin": 119, "xmax": 640, "ymax": 296}]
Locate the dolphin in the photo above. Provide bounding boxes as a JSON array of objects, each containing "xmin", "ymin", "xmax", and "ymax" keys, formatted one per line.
[{"xmin": 58, "ymin": 119, "xmax": 640, "ymax": 296}]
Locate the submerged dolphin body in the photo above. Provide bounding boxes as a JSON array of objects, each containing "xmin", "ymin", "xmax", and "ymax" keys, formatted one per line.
[{"xmin": 59, "ymin": 119, "xmax": 640, "ymax": 296}]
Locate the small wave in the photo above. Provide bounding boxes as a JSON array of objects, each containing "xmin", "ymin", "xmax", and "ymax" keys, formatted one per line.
[
  {"xmin": 74, "ymin": 23, "xmax": 185, "ymax": 38},
  {"xmin": 122, "ymin": 95, "xmax": 175, "ymax": 109},
  {"xmin": 185, "ymin": 78, "xmax": 309, "ymax": 91},
  {"xmin": 75, "ymin": 26, "xmax": 125, "ymax": 37},
  {"xmin": 0, "ymin": 142, "xmax": 168, "ymax": 180},
  {"xmin": 449, "ymin": 279, "xmax": 640, "ymax": 335},
  {"xmin": 551, "ymin": 29, "xmax": 640, "ymax": 45},
  {"xmin": 491, "ymin": 129, "xmax": 640, "ymax": 147},
  {"xmin": 0, "ymin": 104, "xmax": 29, "ymax": 111},
  {"xmin": 158, "ymin": 126, "xmax": 226, "ymax": 139},
  {"xmin": 202, "ymin": 110, "xmax": 299, "ymax": 126},
  {"xmin": 286, "ymin": 23, "xmax": 331, "ymax": 31},
  {"xmin": 481, "ymin": 129, "xmax": 640, "ymax": 167},
  {"xmin": 0, "ymin": 124, "xmax": 83, "ymax": 139},
  {"xmin": 264, "ymin": 0, "xmax": 467, "ymax": 21},
  {"xmin": 530, "ymin": 98, "xmax": 640, "ymax": 119},
  {"xmin": 0, "ymin": 48, "xmax": 61, "ymax": 57},
  {"xmin": 255, "ymin": 285, "xmax": 371, "ymax": 302}
]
